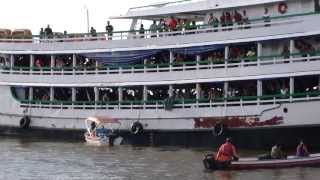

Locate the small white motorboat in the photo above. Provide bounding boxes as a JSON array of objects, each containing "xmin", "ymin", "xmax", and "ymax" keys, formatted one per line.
[{"xmin": 84, "ymin": 116, "xmax": 123, "ymax": 146}]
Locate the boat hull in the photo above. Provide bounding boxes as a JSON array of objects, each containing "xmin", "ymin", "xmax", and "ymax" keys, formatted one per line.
[
  {"xmin": 1, "ymin": 125, "xmax": 320, "ymax": 149},
  {"xmin": 203, "ymin": 153, "xmax": 320, "ymax": 170}
]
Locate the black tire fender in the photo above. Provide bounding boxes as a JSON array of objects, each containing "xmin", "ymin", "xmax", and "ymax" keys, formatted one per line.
[
  {"xmin": 131, "ymin": 121, "xmax": 143, "ymax": 135},
  {"xmin": 20, "ymin": 116, "xmax": 31, "ymax": 129}
]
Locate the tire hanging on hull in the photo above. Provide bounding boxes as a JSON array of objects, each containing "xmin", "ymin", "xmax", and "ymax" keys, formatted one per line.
[
  {"xmin": 212, "ymin": 123, "xmax": 224, "ymax": 137},
  {"xmin": 131, "ymin": 121, "xmax": 144, "ymax": 135},
  {"xmin": 19, "ymin": 116, "xmax": 31, "ymax": 129}
]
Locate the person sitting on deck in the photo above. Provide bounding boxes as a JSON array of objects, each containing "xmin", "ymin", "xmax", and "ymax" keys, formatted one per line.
[
  {"xmin": 216, "ymin": 138, "xmax": 239, "ymax": 162},
  {"xmin": 271, "ymin": 144, "xmax": 286, "ymax": 159},
  {"xmin": 296, "ymin": 140, "xmax": 309, "ymax": 157}
]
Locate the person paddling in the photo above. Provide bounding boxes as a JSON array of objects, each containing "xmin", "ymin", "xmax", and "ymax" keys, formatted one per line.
[{"xmin": 216, "ymin": 138, "xmax": 239, "ymax": 162}]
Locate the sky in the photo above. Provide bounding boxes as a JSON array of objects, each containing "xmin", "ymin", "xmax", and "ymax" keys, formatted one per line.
[{"xmin": 0, "ymin": 0, "xmax": 168, "ymax": 35}]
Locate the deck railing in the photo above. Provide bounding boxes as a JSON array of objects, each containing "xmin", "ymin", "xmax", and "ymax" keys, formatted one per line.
[
  {"xmin": 1, "ymin": 51, "xmax": 319, "ymax": 75},
  {"xmin": 17, "ymin": 91, "xmax": 320, "ymax": 110},
  {"xmin": 0, "ymin": 11, "xmax": 316, "ymax": 43}
]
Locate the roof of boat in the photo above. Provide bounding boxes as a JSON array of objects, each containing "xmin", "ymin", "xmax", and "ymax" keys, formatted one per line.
[
  {"xmin": 85, "ymin": 116, "xmax": 120, "ymax": 124},
  {"xmin": 112, "ymin": 0, "xmax": 286, "ymax": 19}
]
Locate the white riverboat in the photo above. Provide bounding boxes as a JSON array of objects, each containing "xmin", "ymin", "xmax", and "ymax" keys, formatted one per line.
[{"xmin": 0, "ymin": 0, "xmax": 320, "ymax": 147}]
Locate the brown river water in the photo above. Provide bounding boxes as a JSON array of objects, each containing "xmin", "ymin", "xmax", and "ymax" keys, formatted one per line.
[{"xmin": 0, "ymin": 137, "xmax": 319, "ymax": 180}]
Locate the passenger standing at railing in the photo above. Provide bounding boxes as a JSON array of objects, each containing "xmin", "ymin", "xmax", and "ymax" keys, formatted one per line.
[
  {"xmin": 157, "ymin": 19, "xmax": 167, "ymax": 37},
  {"xmin": 176, "ymin": 19, "xmax": 183, "ymax": 34},
  {"xmin": 220, "ymin": 12, "xmax": 226, "ymax": 31},
  {"xmin": 234, "ymin": 10, "xmax": 243, "ymax": 28},
  {"xmin": 242, "ymin": 10, "xmax": 250, "ymax": 29},
  {"xmin": 168, "ymin": 16, "xmax": 178, "ymax": 32},
  {"xmin": 39, "ymin": 28, "xmax": 44, "ymax": 39},
  {"xmin": 281, "ymin": 45, "xmax": 290, "ymax": 59},
  {"xmin": 105, "ymin": 21, "xmax": 113, "ymax": 40},
  {"xmin": 225, "ymin": 12, "xmax": 233, "ymax": 31},
  {"xmin": 63, "ymin": 30, "xmax": 68, "ymax": 39},
  {"xmin": 44, "ymin": 25, "xmax": 53, "ymax": 39},
  {"xmin": 149, "ymin": 20, "xmax": 158, "ymax": 38},
  {"xmin": 263, "ymin": 8, "xmax": 271, "ymax": 27},
  {"xmin": 208, "ymin": 13, "xmax": 219, "ymax": 32},
  {"xmin": 139, "ymin": 24, "xmax": 145, "ymax": 39}
]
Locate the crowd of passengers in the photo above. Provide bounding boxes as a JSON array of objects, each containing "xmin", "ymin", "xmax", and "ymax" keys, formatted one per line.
[
  {"xmin": 23, "ymin": 75, "xmax": 319, "ymax": 103},
  {"xmin": 36, "ymin": 7, "xmax": 279, "ymax": 39},
  {"xmin": 130, "ymin": 7, "xmax": 276, "ymax": 38}
]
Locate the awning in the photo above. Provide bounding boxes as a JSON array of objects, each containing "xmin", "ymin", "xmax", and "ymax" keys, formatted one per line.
[{"xmin": 81, "ymin": 44, "xmax": 224, "ymax": 65}]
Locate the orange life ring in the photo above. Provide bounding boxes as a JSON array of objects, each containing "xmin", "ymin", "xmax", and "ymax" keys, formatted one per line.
[{"xmin": 278, "ymin": 2, "xmax": 288, "ymax": 14}]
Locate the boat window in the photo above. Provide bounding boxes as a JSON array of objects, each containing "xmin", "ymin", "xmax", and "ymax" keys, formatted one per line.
[
  {"xmin": 14, "ymin": 55, "xmax": 30, "ymax": 67},
  {"xmin": 147, "ymin": 86, "xmax": 169, "ymax": 101},
  {"xmin": 122, "ymin": 86, "xmax": 143, "ymax": 101},
  {"xmin": 11, "ymin": 86, "xmax": 29, "ymax": 100},
  {"xmin": 262, "ymin": 78, "xmax": 289, "ymax": 96},
  {"xmin": 54, "ymin": 88, "xmax": 72, "ymax": 101},
  {"xmin": 99, "ymin": 87, "xmax": 118, "ymax": 102},
  {"xmin": 173, "ymin": 84, "xmax": 196, "ymax": 100},
  {"xmin": 294, "ymin": 75, "xmax": 319, "ymax": 93},
  {"xmin": 76, "ymin": 87, "xmax": 94, "ymax": 102},
  {"xmin": 33, "ymin": 87, "xmax": 50, "ymax": 101},
  {"xmin": 199, "ymin": 83, "xmax": 224, "ymax": 100},
  {"xmin": 228, "ymin": 80, "xmax": 257, "ymax": 98}
]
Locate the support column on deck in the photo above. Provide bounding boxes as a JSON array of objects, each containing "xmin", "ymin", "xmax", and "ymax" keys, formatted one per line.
[
  {"xmin": 196, "ymin": 83, "xmax": 201, "ymax": 99},
  {"xmin": 30, "ymin": 54, "xmax": 34, "ymax": 68},
  {"xmin": 257, "ymin": 80, "xmax": 263, "ymax": 97},
  {"xmin": 289, "ymin": 39, "xmax": 295, "ymax": 58},
  {"xmin": 224, "ymin": 46, "xmax": 229, "ymax": 66},
  {"xmin": 169, "ymin": 51, "xmax": 174, "ymax": 71},
  {"xmin": 318, "ymin": 76, "xmax": 320, "ymax": 90},
  {"xmin": 72, "ymin": 54, "xmax": 77, "ymax": 73},
  {"xmin": 224, "ymin": 82, "xmax": 229, "ymax": 98},
  {"xmin": 10, "ymin": 54, "xmax": 14, "ymax": 68},
  {"xmin": 118, "ymin": 87, "xmax": 123, "ymax": 102},
  {"xmin": 50, "ymin": 87, "xmax": 54, "ymax": 101},
  {"xmin": 143, "ymin": 59, "xmax": 148, "ymax": 72},
  {"xmin": 196, "ymin": 55, "xmax": 201, "ymax": 69},
  {"xmin": 50, "ymin": 55, "xmax": 55, "ymax": 69},
  {"xmin": 143, "ymin": 85, "xmax": 148, "ymax": 102},
  {"xmin": 257, "ymin": 42, "xmax": 262, "ymax": 65},
  {"xmin": 29, "ymin": 87, "xmax": 33, "ymax": 101},
  {"xmin": 169, "ymin": 85, "xmax": 174, "ymax": 97},
  {"xmin": 224, "ymin": 46, "xmax": 229, "ymax": 60},
  {"xmin": 94, "ymin": 87, "xmax": 99, "ymax": 102},
  {"xmin": 290, "ymin": 77, "xmax": 294, "ymax": 95},
  {"xmin": 72, "ymin": 87, "xmax": 76, "ymax": 102}
]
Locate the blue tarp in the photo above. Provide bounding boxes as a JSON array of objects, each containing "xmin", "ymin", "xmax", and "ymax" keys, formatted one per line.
[
  {"xmin": 171, "ymin": 44, "xmax": 224, "ymax": 55},
  {"xmin": 82, "ymin": 44, "xmax": 224, "ymax": 65}
]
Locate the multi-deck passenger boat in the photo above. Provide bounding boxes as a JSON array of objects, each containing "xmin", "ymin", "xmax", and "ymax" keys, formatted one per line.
[{"xmin": 0, "ymin": 0, "xmax": 320, "ymax": 148}]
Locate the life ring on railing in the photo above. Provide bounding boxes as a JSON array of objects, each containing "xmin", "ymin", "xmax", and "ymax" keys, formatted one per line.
[
  {"xmin": 131, "ymin": 121, "xmax": 144, "ymax": 135},
  {"xmin": 212, "ymin": 123, "xmax": 224, "ymax": 137},
  {"xmin": 278, "ymin": 2, "xmax": 288, "ymax": 14},
  {"xmin": 19, "ymin": 116, "xmax": 31, "ymax": 129}
]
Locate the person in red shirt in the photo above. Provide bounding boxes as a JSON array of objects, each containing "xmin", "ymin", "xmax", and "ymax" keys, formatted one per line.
[
  {"xmin": 216, "ymin": 138, "xmax": 239, "ymax": 162},
  {"xmin": 168, "ymin": 16, "xmax": 178, "ymax": 31}
]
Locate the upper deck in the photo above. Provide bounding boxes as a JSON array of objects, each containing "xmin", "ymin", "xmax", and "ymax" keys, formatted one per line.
[
  {"xmin": 115, "ymin": 0, "xmax": 285, "ymax": 19},
  {"xmin": 0, "ymin": 0, "xmax": 317, "ymax": 54}
]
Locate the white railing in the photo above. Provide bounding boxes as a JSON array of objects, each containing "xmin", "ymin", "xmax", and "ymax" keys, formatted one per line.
[
  {"xmin": 1, "ymin": 54, "xmax": 319, "ymax": 76},
  {"xmin": 19, "ymin": 94, "xmax": 320, "ymax": 110},
  {"xmin": 0, "ymin": 17, "xmax": 302, "ymax": 43}
]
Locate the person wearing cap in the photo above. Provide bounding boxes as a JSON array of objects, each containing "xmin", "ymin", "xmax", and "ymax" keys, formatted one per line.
[{"xmin": 215, "ymin": 138, "xmax": 239, "ymax": 162}]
